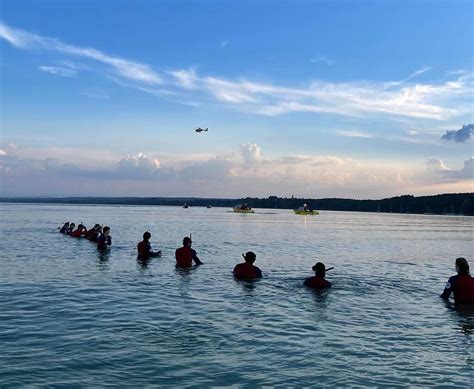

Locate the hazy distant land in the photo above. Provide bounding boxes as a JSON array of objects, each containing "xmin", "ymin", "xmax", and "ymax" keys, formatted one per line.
[{"xmin": 1, "ymin": 193, "xmax": 473, "ymax": 216}]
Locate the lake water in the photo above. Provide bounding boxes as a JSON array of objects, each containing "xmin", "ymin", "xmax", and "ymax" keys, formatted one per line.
[{"xmin": 0, "ymin": 203, "xmax": 473, "ymax": 386}]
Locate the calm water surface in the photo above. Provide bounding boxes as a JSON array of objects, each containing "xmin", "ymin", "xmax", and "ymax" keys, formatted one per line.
[{"xmin": 0, "ymin": 203, "xmax": 473, "ymax": 386}]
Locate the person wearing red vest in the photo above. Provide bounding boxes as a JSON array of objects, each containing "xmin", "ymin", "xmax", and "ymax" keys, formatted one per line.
[
  {"xmin": 441, "ymin": 257, "xmax": 474, "ymax": 305},
  {"xmin": 304, "ymin": 262, "xmax": 332, "ymax": 289},
  {"xmin": 137, "ymin": 231, "xmax": 161, "ymax": 259},
  {"xmin": 70, "ymin": 224, "xmax": 87, "ymax": 238},
  {"xmin": 175, "ymin": 237, "xmax": 202, "ymax": 267},
  {"xmin": 233, "ymin": 251, "xmax": 262, "ymax": 280},
  {"xmin": 85, "ymin": 224, "xmax": 101, "ymax": 242}
]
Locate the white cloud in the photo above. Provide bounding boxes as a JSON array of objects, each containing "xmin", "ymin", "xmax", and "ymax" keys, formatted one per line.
[
  {"xmin": 426, "ymin": 157, "xmax": 474, "ymax": 181},
  {"xmin": 0, "ymin": 149, "xmax": 7, "ymax": 156},
  {"xmin": 168, "ymin": 68, "xmax": 198, "ymax": 90},
  {"xmin": 336, "ymin": 130, "xmax": 374, "ymax": 138},
  {"xmin": 117, "ymin": 152, "xmax": 161, "ymax": 178},
  {"xmin": 38, "ymin": 65, "xmax": 77, "ymax": 77},
  {"xmin": 0, "ymin": 21, "xmax": 161, "ymax": 84},
  {"xmin": 240, "ymin": 143, "xmax": 262, "ymax": 166},
  {"xmin": 1, "ymin": 145, "xmax": 473, "ymax": 197},
  {"xmin": 309, "ymin": 56, "xmax": 335, "ymax": 66},
  {"xmin": 1, "ymin": 22, "xmax": 473, "ymax": 122},
  {"xmin": 427, "ymin": 158, "xmax": 451, "ymax": 172}
]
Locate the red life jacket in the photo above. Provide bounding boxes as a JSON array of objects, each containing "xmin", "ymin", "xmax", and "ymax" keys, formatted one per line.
[
  {"xmin": 175, "ymin": 246, "xmax": 193, "ymax": 267},
  {"xmin": 233, "ymin": 262, "xmax": 261, "ymax": 280},
  {"xmin": 137, "ymin": 240, "xmax": 151, "ymax": 257},
  {"xmin": 305, "ymin": 276, "xmax": 331, "ymax": 290},
  {"xmin": 71, "ymin": 229, "xmax": 83, "ymax": 238},
  {"xmin": 454, "ymin": 275, "xmax": 474, "ymax": 304}
]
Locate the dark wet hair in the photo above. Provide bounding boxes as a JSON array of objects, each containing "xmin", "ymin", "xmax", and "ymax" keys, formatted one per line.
[
  {"xmin": 456, "ymin": 257, "xmax": 469, "ymax": 275},
  {"xmin": 183, "ymin": 237, "xmax": 192, "ymax": 246},
  {"xmin": 143, "ymin": 231, "xmax": 151, "ymax": 240},
  {"xmin": 312, "ymin": 262, "xmax": 326, "ymax": 278},
  {"xmin": 103, "ymin": 226, "xmax": 110, "ymax": 233},
  {"xmin": 243, "ymin": 251, "xmax": 256, "ymax": 262}
]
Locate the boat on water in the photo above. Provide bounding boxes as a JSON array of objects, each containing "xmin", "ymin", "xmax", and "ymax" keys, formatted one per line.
[
  {"xmin": 206, "ymin": 205, "xmax": 212, "ymax": 209},
  {"xmin": 233, "ymin": 203, "xmax": 254, "ymax": 213},
  {"xmin": 294, "ymin": 204, "xmax": 319, "ymax": 215},
  {"xmin": 183, "ymin": 203, "xmax": 189, "ymax": 209}
]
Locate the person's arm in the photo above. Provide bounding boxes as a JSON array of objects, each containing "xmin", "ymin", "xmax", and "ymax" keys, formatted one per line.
[
  {"xmin": 191, "ymin": 249, "xmax": 202, "ymax": 265},
  {"xmin": 108, "ymin": 236, "xmax": 112, "ymax": 246},
  {"xmin": 440, "ymin": 276, "xmax": 456, "ymax": 299},
  {"xmin": 255, "ymin": 267, "xmax": 262, "ymax": 278},
  {"xmin": 303, "ymin": 277, "xmax": 311, "ymax": 286}
]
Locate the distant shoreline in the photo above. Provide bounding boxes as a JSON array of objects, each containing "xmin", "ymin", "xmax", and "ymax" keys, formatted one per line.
[{"xmin": 1, "ymin": 193, "xmax": 473, "ymax": 216}]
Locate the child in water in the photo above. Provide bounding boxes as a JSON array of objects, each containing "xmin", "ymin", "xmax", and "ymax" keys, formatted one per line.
[
  {"xmin": 441, "ymin": 257, "xmax": 474, "ymax": 304},
  {"xmin": 304, "ymin": 262, "xmax": 332, "ymax": 289},
  {"xmin": 97, "ymin": 226, "xmax": 112, "ymax": 250},
  {"xmin": 233, "ymin": 251, "xmax": 262, "ymax": 280},
  {"xmin": 137, "ymin": 231, "xmax": 161, "ymax": 259}
]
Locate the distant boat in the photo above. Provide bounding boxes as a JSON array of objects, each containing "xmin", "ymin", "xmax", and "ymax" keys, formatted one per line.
[
  {"xmin": 183, "ymin": 203, "xmax": 189, "ymax": 209},
  {"xmin": 233, "ymin": 203, "xmax": 254, "ymax": 213},
  {"xmin": 294, "ymin": 205, "xmax": 319, "ymax": 215},
  {"xmin": 207, "ymin": 205, "xmax": 212, "ymax": 209}
]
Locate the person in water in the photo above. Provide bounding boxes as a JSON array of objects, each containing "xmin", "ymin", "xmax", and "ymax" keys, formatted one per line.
[
  {"xmin": 59, "ymin": 222, "xmax": 69, "ymax": 234},
  {"xmin": 304, "ymin": 262, "xmax": 332, "ymax": 289},
  {"xmin": 71, "ymin": 223, "xmax": 87, "ymax": 238},
  {"xmin": 137, "ymin": 231, "xmax": 162, "ymax": 259},
  {"xmin": 175, "ymin": 237, "xmax": 202, "ymax": 267},
  {"xmin": 440, "ymin": 257, "xmax": 474, "ymax": 304},
  {"xmin": 97, "ymin": 226, "xmax": 112, "ymax": 250},
  {"xmin": 85, "ymin": 224, "xmax": 101, "ymax": 242},
  {"xmin": 67, "ymin": 223, "xmax": 76, "ymax": 235},
  {"xmin": 233, "ymin": 251, "xmax": 262, "ymax": 280}
]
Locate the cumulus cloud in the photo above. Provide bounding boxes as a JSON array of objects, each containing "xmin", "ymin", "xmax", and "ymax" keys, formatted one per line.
[
  {"xmin": 427, "ymin": 157, "xmax": 474, "ymax": 181},
  {"xmin": 117, "ymin": 153, "xmax": 161, "ymax": 178},
  {"xmin": 38, "ymin": 65, "xmax": 77, "ymax": 77},
  {"xmin": 441, "ymin": 124, "xmax": 474, "ymax": 143},
  {"xmin": 240, "ymin": 143, "xmax": 262, "ymax": 166},
  {"xmin": 444, "ymin": 157, "xmax": 474, "ymax": 180},
  {"xmin": 427, "ymin": 158, "xmax": 451, "ymax": 172},
  {"xmin": 1, "ymin": 145, "xmax": 473, "ymax": 197}
]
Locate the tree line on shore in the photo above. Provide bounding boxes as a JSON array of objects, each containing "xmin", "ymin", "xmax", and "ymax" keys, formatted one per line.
[{"xmin": 1, "ymin": 193, "xmax": 473, "ymax": 215}]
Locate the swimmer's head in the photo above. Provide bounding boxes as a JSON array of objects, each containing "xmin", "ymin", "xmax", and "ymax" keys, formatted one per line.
[
  {"xmin": 242, "ymin": 251, "xmax": 256, "ymax": 263},
  {"xmin": 312, "ymin": 262, "xmax": 326, "ymax": 278},
  {"xmin": 456, "ymin": 257, "xmax": 469, "ymax": 275},
  {"xmin": 183, "ymin": 237, "xmax": 192, "ymax": 247}
]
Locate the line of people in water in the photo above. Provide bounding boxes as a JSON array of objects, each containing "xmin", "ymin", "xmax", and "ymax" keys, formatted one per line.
[
  {"xmin": 59, "ymin": 222, "xmax": 473, "ymax": 302},
  {"xmin": 59, "ymin": 222, "xmax": 112, "ymax": 250}
]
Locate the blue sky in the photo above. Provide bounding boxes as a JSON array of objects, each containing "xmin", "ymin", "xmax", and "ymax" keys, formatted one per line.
[{"xmin": 0, "ymin": 0, "xmax": 473, "ymax": 198}]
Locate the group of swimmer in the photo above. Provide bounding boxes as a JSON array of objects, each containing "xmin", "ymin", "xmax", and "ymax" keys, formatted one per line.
[
  {"xmin": 59, "ymin": 222, "xmax": 473, "ymax": 301},
  {"xmin": 59, "ymin": 222, "xmax": 112, "ymax": 250}
]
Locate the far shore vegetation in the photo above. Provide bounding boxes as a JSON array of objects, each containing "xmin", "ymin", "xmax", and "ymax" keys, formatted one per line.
[{"xmin": 1, "ymin": 193, "xmax": 473, "ymax": 216}]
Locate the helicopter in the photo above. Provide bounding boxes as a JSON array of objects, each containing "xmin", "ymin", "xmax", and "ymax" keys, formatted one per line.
[{"xmin": 195, "ymin": 127, "xmax": 208, "ymax": 133}]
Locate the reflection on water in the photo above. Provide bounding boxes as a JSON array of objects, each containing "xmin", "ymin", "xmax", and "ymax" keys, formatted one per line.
[{"xmin": 0, "ymin": 204, "xmax": 473, "ymax": 387}]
